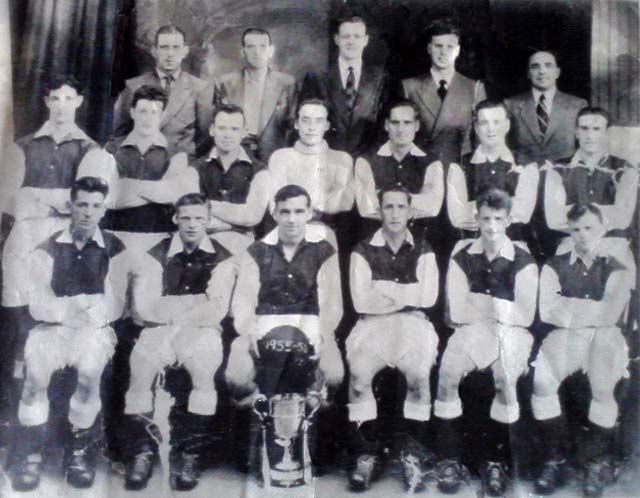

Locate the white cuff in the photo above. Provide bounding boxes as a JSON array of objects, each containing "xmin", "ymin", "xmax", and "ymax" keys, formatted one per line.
[
  {"xmin": 69, "ymin": 395, "xmax": 102, "ymax": 429},
  {"xmin": 18, "ymin": 398, "xmax": 49, "ymax": 427},
  {"xmin": 404, "ymin": 400, "xmax": 431, "ymax": 421},
  {"xmin": 188, "ymin": 388, "xmax": 218, "ymax": 416},
  {"xmin": 589, "ymin": 399, "xmax": 618, "ymax": 429},
  {"xmin": 434, "ymin": 398, "xmax": 462, "ymax": 420},
  {"xmin": 348, "ymin": 400, "xmax": 377, "ymax": 423},
  {"xmin": 531, "ymin": 393, "xmax": 561, "ymax": 421},
  {"xmin": 124, "ymin": 390, "xmax": 154, "ymax": 415},
  {"xmin": 490, "ymin": 398, "xmax": 520, "ymax": 424}
]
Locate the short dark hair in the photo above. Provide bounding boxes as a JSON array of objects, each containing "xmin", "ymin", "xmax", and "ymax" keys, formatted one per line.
[
  {"xmin": 131, "ymin": 85, "xmax": 168, "ymax": 110},
  {"xmin": 44, "ymin": 75, "xmax": 84, "ymax": 97},
  {"xmin": 154, "ymin": 25, "xmax": 186, "ymax": 46},
  {"xmin": 576, "ymin": 106, "xmax": 611, "ymax": 129},
  {"xmin": 242, "ymin": 28, "xmax": 272, "ymax": 46},
  {"xmin": 274, "ymin": 184, "xmax": 311, "ymax": 209},
  {"xmin": 473, "ymin": 99, "xmax": 510, "ymax": 123},
  {"xmin": 336, "ymin": 16, "xmax": 368, "ymax": 35},
  {"xmin": 296, "ymin": 98, "xmax": 330, "ymax": 119},
  {"xmin": 567, "ymin": 203, "xmax": 604, "ymax": 224},
  {"xmin": 71, "ymin": 176, "xmax": 109, "ymax": 202},
  {"xmin": 528, "ymin": 49, "xmax": 561, "ymax": 69},
  {"xmin": 212, "ymin": 104, "xmax": 246, "ymax": 125},
  {"xmin": 476, "ymin": 188, "xmax": 512, "ymax": 214},
  {"xmin": 386, "ymin": 99, "xmax": 420, "ymax": 120},
  {"xmin": 426, "ymin": 17, "xmax": 461, "ymax": 44},
  {"xmin": 377, "ymin": 185, "xmax": 412, "ymax": 207},
  {"xmin": 175, "ymin": 192, "xmax": 210, "ymax": 213}
]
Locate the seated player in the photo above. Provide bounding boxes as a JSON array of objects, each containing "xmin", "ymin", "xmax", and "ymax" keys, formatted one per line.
[
  {"xmin": 346, "ymin": 185, "xmax": 439, "ymax": 492},
  {"xmin": 193, "ymin": 104, "xmax": 271, "ymax": 255},
  {"xmin": 447, "ymin": 100, "xmax": 538, "ymax": 239},
  {"xmin": 354, "ymin": 99, "xmax": 444, "ymax": 240},
  {"xmin": 433, "ymin": 188, "xmax": 539, "ymax": 496},
  {"xmin": 268, "ymin": 98, "xmax": 354, "ymax": 245},
  {"xmin": 122, "ymin": 193, "xmax": 234, "ymax": 491},
  {"xmin": 8, "ymin": 177, "xmax": 127, "ymax": 491},
  {"xmin": 532, "ymin": 203, "xmax": 634, "ymax": 498}
]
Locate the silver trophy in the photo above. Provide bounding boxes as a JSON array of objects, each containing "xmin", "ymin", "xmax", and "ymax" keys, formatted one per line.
[{"xmin": 270, "ymin": 394, "xmax": 306, "ymax": 471}]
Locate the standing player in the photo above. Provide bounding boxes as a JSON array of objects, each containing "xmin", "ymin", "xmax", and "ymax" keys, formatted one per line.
[
  {"xmin": 433, "ymin": 188, "xmax": 538, "ymax": 496},
  {"xmin": 346, "ymin": 186, "xmax": 439, "ymax": 492},
  {"xmin": 193, "ymin": 104, "xmax": 271, "ymax": 255},
  {"xmin": 8, "ymin": 177, "xmax": 127, "ymax": 491},
  {"xmin": 122, "ymin": 193, "xmax": 234, "ymax": 491},
  {"xmin": 532, "ymin": 203, "xmax": 634, "ymax": 498}
]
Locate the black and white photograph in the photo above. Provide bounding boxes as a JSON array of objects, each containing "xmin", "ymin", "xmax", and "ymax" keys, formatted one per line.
[{"xmin": 0, "ymin": 0, "xmax": 638, "ymax": 497}]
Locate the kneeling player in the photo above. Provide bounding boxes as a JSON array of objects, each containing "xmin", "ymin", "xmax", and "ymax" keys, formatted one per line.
[
  {"xmin": 122, "ymin": 193, "xmax": 234, "ymax": 491},
  {"xmin": 532, "ymin": 203, "xmax": 634, "ymax": 498},
  {"xmin": 9, "ymin": 177, "xmax": 127, "ymax": 491},
  {"xmin": 347, "ymin": 186, "xmax": 439, "ymax": 492},
  {"xmin": 433, "ymin": 188, "xmax": 539, "ymax": 496}
]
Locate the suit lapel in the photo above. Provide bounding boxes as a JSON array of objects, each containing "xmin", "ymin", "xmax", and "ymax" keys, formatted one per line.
[
  {"xmin": 543, "ymin": 91, "xmax": 566, "ymax": 146},
  {"xmin": 328, "ymin": 64, "xmax": 350, "ymax": 126},
  {"xmin": 432, "ymin": 72, "xmax": 464, "ymax": 138},
  {"xmin": 517, "ymin": 92, "xmax": 544, "ymax": 145},
  {"xmin": 417, "ymin": 75, "xmax": 441, "ymax": 135},
  {"xmin": 259, "ymin": 70, "xmax": 281, "ymax": 131},
  {"xmin": 161, "ymin": 72, "xmax": 192, "ymax": 127},
  {"xmin": 352, "ymin": 64, "xmax": 376, "ymax": 117}
]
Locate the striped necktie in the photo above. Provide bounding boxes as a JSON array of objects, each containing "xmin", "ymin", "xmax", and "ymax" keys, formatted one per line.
[
  {"xmin": 537, "ymin": 94, "xmax": 549, "ymax": 136},
  {"xmin": 345, "ymin": 67, "xmax": 356, "ymax": 109}
]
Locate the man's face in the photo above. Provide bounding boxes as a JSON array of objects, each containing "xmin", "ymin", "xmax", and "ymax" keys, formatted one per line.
[
  {"xmin": 576, "ymin": 114, "xmax": 608, "ymax": 156},
  {"xmin": 334, "ymin": 22, "xmax": 369, "ymax": 61},
  {"xmin": 295, "ymin": 104, "xmax": 330, "ymax": 146},
  {"xmin": 385, "ymin": 106, "xmax": 419, "ymax": 148},
  {"xmin": 274, "ymin": 195, "xmax": 312, "ymax": 243},
  {"xmin": 427, "ymin": 34, "xmax": 460, "ymax": 71},
  {"xmin": 131, "ymin": 99, "xmax": 164, "ymax": 137},
  {"xmin": 153, "ymin": 33, "xmax": 188, "ymax": 74},
  {"xmin": 69, "ymin": 190, "xmax": 106, "ymax": 236},
  {"xmin": 527, "ymin": 51, "xmax": 560, "ymax": 91},
  {"xmin": 45, "ymin": 85, "xmax": 83, "ymax": 126},
  {"xmin": 569, "ymin": 211, "xmax": 606, "ymax": 255},
  {"xmin": 241, "ymin": 33, "xmax": 274, "ymax": 70},
  {"xmin": 211, "ymin": 111, "xmax": 245, "ymax": 154},
  {"xmin": 176, "ymin": 203, "xmax": 209, "ymax": 247},
  {"xmin": 477, "ymin": 205, "xmax": 510, "ymax": 243},
  {"xmin": 475, "ymin": 106, "xmax": 510, "ymax": 149},
  {"xmin": 380, "ymin": 191, "xmax": 411, "ymax": 235}
]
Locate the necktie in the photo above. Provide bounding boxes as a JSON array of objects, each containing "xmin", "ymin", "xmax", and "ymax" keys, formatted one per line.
[
  {"xmin": 537, "ymin": 94, "xmax": 549, "ymax": 136},
  {"xmin": 163, "ymin": 74, "xmax": 174, "ymax": 94},
  {"xmin": 345, "ymin": 66, "xmax": 356, "ymax": 109},
  {"xmin": 437, "ymin": 79, "xmax": 448, "ymax": 101}
]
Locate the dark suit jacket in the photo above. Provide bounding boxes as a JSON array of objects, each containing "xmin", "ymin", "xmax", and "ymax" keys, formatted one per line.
[
  {"xmin": 300, "ymin": 63, "xmax": 390, "ymax": 156},
  {"xmin": 213, "ymin": 68, "xmax": 296, "ymax": 162},
  {"xmin": 112, "ymin": 70, "xmax": 214, "ymax": 158},
  {"xmin": 402, "ymin": 71, "xmax": 486, "ymax": 166},
  {"xmin": 504, "ymin": 90, "xmax": 588, "ymax": 165}
]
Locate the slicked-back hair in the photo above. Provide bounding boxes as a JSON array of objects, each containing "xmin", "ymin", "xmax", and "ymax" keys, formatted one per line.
[
  {"xmin": 476, "ymin": 188, "xmax": 512, "ymax": 214},
  {"xmin": 426, "ymin": 17, "xmax": 461, "ymax": 44},
  {"xmin": 576, "ymin": 106, "xmax": 611, "ymax": 129},
  {"xmin": 377, "ymin": 185, "xmax": 413, "ymax": 207},
  {"xmin": 527, "ymin": 49, "xmax": 561, "ymax": 69},
  {"xmin": 473, "ymin": 99, "xmax": 510, "ymax": 123},
  {"xmin": 212, "ymin": 104, "xmax": 246, "ymax": 125},
  {"xmin": 175, "ymin": 192, "xmax": 211, "ymax": 214},
  {"xmin": 567, "ymin": 202, "xmax": 604, "ymax": 224},
  {"xmin": 131, "ymin": 85, "xmax": 169, "ymax": 111},
  {"xmin": 386, "ymin": 99, "xmax": 420, "ymax": 120},
  {"xmin": 154, "ymin": 25, "xmax": 186, "ymax": 46},
  {"xmin": 44, "ymin": 75, "xmax": 84, "ymax": 97},
  {"xmin": 336, "ymin": 15, "xmax": 368, "ymax": 35},
  {"xmin": 296, "ymin": 98, "xmax": 330, "ymax": 120},
  {"xmin": 71, "ymin": 176, "xmax": 109, "ymax": 202},
  {"xmin": 274, "ymin": 184, "xmax": 311, "ymax": 209},
  {"xmin": 242, "ymin": 28, "xmax": 272, "ymax": 46}
]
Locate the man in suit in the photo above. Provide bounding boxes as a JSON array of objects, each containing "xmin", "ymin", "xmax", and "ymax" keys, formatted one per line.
[
  {"xmin": 300, "ymin": 16, "xmax": 390, "ymax": 157},
  {"xmin": 402, "ymin": 18, "xmax": 486, "ymax": 167},
  {"xmin": 112, "ymin": 25, "xmax": 214, "ymax": 158},
  {"xmin": 213, "ymin": 28, "xmax": 296, "ymax": 162},
  {"xmin": 504, "ymin": 51, "xmax": 588, "ymax": 166}
]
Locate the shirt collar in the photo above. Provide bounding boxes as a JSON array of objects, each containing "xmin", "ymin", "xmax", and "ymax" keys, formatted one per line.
[
  {"xmin": 369, "ymin": 228, "xmax": 414, "ymax": 248},
  {"xmin": 207, "ymin": 146, "xmax": 252, "ymax": 163},
  {"xmin": 468, "ymin": 237, "xmax": 515, "ymax": 261},
  {"xmin": 294, "ymin": 139, "xmax": 329, "ymax": 155},
  {"xmin": 338, "ymin": 57, "xmax": 362, "ymax": 79},
  {"xmin": 167, "ymin": 233, "xmax": 216, "ymax": 258},
  {"xmin": 56, "ymin": 227, "xmax": 105, "ymax": 248},
  {"xmin": 570, "ymin": 150, "xmax": 610, "ymax": 169},
  {"xmin": 532, "ymin": 87, "xmax": 557, "ymax": 106},
  {"xmin": 121, "ymin": 131, "xmax": 168, "ymax": 149},
  {"xmin": 34, "ymin": 121, "xmax": 89, "ymax": 142},
  {"xmin": 470, "ymin": 145, "xmax": 515, "ymax": 164},
  {"xmin": 243, "ymin": 67, "xmax": 269, "ymax": 83},
  {"xmin": 430, "ymin": 67, "xmax": 455, "ymax": 86},
  {"xmin": 377, "ymin": 141, "xmax": 426, "ymax": 158},
  {"xmin": 156, "ymin": 68, "xmax": 181, "ymax": 82},
  {"xmin": 262, "ymin": 224, "xmax": 328, "ymax": 246}
]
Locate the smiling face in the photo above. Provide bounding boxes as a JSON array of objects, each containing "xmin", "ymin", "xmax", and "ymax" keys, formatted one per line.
[
  {"xmin": 211, "ymin": 111, "xmax": 245, "ymax": 154},
  {"xmin": 385, "ymin": 105, "xmax": 420, "ymax": 148},
  {"xmin": 477, "ymin": 205, "xmax": 510, "ymax": 245},
  {"xmin": 153, "ymin": 32, "xmax": 189, "ymax": 74},
  {"xmin": 274, "ymin": 195, "xmax": 312, "ymax": 244},
  {"xmin": 576, "ymin": 114, "xmax": 609, "ymax": 156},
  {"xmin": 69, "ymin": 190, "xmax": 106, "ymax": 238},
  {"xmin": 527, "ymin": 51, "xmax": 560, "ymax": 92},
  {"xmin": 427, "ymin": 34, "xmax": 460, "ymax": 71},
  {"xmin": 45, "ymin": 85, "xmax": 83, "ymax": 127},
  {"xmin": 474, "ymin": 106, "xmax": 510, "ymax": 150},
  {"xmin": 175, "ymin": 203, "xmax": 209, "ymax": 248},
  {"xmin": 380, "ymin": 190, "xmax": 411, "ymax": 236},
  {"xmin": 295, "ymin": 103, "xmax": 330, "ymax": 147},
  {"xmin": 241, "ymin": 33, "xmax": 274, "ymax": 70},
  {"xmin": 334, "ymin": 21, "xmax": 369, "ymax": 61},
  {"xmin": 569, "ymin": 210, "xmax": 606, "ymax": 255},
  {"xmin": 131, "ymin": 98, "xmax": 164, "ymax": 137}
]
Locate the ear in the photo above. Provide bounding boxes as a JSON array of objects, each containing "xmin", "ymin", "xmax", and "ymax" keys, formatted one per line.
[
  {"xmin": 414, "ymin": 119, "xmax": 420, "ymax": 132},
  {"xmin": 453, "ymin": 44, "xmax": 461, "ymax": 59},
  {"xmin": 180, "ymin": 45, "xmax": 189, "ymax": 58},
  {"xmin": 172, "ymin": 212, "xmax": 179, "ymax": 225},
  {"xmin": 504, "ymin": 119, "xmax": 511, "ymax": 134},
  {"xmin": 323, "ymin": 120, "xmax": 330, "ymax": 132},
  {"xmin": 151, "ymin": 46, "xmax": 158, "ymax": 60},
  {"xmin": 240, "ymin": 46, "xmax": 246, "ymax": 60},
  {"xmin": 66, "ymin": 200, "xmax": 73, "ymax": 211},
  {"xmin": 363, "ymin": 34, "xmax": 370, "ymax": 49},
  {"xmin": 334, "ymin": 34, "xmax": 340, "ymax": 47},
  {"xmin": 266, "ymin": 44, "xmax": 275, "ymax": 59},
  {"xmin": 75, "ymin": 95, "xmax": 84, "ymax": 108},
  {"xmin": 294, "ymin": 120, "xmax": 300, "ymax": 131},
  {"xmin": 384, "ymin": 119, "xmax": 390, "ymax": 134}
]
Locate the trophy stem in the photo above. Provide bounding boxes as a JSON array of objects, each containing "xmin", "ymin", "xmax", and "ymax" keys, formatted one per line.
[{"xmin": 275, "ymin": 440, "xmax": 298, "ymax": 471}]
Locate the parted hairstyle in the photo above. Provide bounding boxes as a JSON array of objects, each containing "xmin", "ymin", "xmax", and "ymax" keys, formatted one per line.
[
  {"xmin": 377, "ymin": 184, "xmax": 413, "ymax": 206},
  {"xmin": 576, "ymin": 106, "xmax": 611, "ymax": 128},
  {"xmin": 274, "ymin": 184, "xmax": 311, "ymax": 209},
  {"xmin": 212, "ymin": 103, "xmax": 246, "ymax": 125},
  {"xmin": 71, "ymin": 176, "xmax": 109, "ymax": 201},
  {"xmin": 242, "ymin": 27, "xmax": 272, "ymax": 46},
  {"xmin": 426, "ymin": 17, "xmax": 462, "ymax": 43},
  {"xmin": 44, "ymin": 75, "xmax": 84, "ymax": 97},
  {"xmin": 154, "ymin": 25, "xmax": 186, "ymax": 46},
  {"xmin": 567, "ymin": 202, "xmax": 604, "ymax": 224},
  {"xmin": 296, "ymin": 98, "xmax": 330, "ymax": 120},
  {"xmin": 473, "ymin": 99, "xmax": 510, "ymax": 122},
  {"xmin": 475, "ymin": 188, "xmax": 512, "ymax": 214},
  {"xmin": 385, "ymin": 99, "xmax": 420, "ymax": 120},
  {"xmin": 131, "ymin": 85, "xmax": 169, "ymax": 111},
  {"xmin": 175, "ymin": 193, "xmax": 211, "ymax": 214},
  {"xmin": 336, "ymin": 15, "xmax": 368, "ymax": 34}
]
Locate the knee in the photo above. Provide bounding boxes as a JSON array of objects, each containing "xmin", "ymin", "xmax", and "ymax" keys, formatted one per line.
[
  {"xmin": 533, "ymin": 357, "xmax": 560, "ymax": 397},
  {"xmin": 437, "ymin": 362, "xmax": 465, "ymax": 393},
  {"xmin": 225, "ymin": 336, "xmax": 256, "ymax": 389}
]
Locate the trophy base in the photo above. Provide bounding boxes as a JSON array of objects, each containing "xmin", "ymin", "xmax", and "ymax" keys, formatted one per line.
[{"xmin": 270, "ymin": 468, "xmax": 305, "ymax": 488}]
